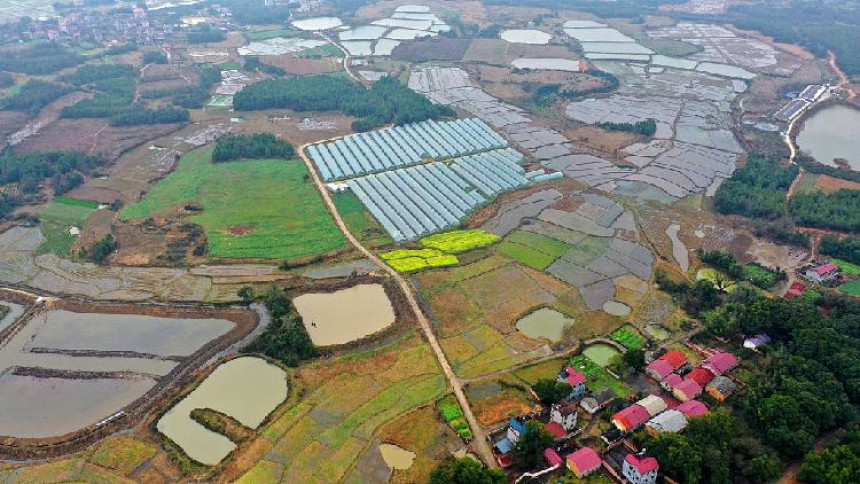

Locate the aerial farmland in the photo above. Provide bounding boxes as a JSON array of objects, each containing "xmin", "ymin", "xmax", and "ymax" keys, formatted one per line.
[{"xmin": 0, "ymin": 0, "xmax": 859, "ymax": 482}]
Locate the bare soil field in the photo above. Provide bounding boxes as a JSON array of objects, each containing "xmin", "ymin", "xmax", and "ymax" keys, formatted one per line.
[
  {"xmin": 568, "ymin": 125, "xmax": 641, "ymax": 155},
  {"xmin": 469, "ymin": 64, "xmax": 607, "ymax": 105},
  {"xmin": 260, "ymin": 55, "xmax": 341, "ymax": 75},
  {"xmin": 813, "ymin": 174, "xmax": 860, "ymax": 193},
  {"xmin": 391, "ymin": 37, "xmax": 472, "ymax": 63},
  {"xmin": 0, "ymin": 111, "xmax": 29, "ymax": 142},
  {"xmin": 196, "ymin": 110, "xmax": 355, "ymax": 146},
  {"xmin": 463, "ymin": 39, "xmax": 509, "ymax": 66},
  {"xmin": 5, "ymin": 91, "xmax": 92, "ymax": 147}
]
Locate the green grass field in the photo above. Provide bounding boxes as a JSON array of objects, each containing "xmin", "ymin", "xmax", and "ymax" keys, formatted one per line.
[
  {"xmin": 505, "ymin": 230, "xmax": 570, "ymax": 257},
  {"xmin": 833, "ymin": 259, "xmax": 860, "ymax": 275},
  {"xmin": 610, "ymin": 326, "xmax": 643, "ymax": 350},
  {"xmin": 333, "ymin": 192, "xmax": 391, "ymax": 247},
  {"xmin": 246, "ymin": 28, "xmax": 300, "ymax": 41},
  {"xmin": 497, "ymin": 241, "xmax": 556, "ymax": 270},
  {"xmin": 37, "ymin": 197, "xmax": 99, "ymax": 257},
  {"xmin": 121, "ymin": 146, "xmax": 345, "ymax": 260},
  {"xmin": 839, "ymin": 279, "xmax": 860, "ymax": 296},
  {"xmin": 568, "ymin": 354, "xmax": 633, "ymax": 398}
]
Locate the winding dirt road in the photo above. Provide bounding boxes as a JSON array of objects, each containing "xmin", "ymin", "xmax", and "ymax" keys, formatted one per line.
[{"xmin": 296, "ymin": 142, "xmax": 498, "ymax": 468}]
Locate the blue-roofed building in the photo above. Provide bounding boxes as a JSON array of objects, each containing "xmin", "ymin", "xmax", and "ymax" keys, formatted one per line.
[
  {"xmin": 507, "ymin": 417, "xmax": 526, "ymax": 444},
  {"xmin": 494, "ymin": 437, "xmax": 514, "ymax": 454}
]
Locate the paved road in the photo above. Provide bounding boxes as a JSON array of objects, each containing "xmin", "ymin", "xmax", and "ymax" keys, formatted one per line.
[{"xmin": 296, "ymin": 142, "xmax": 498, "ymax": 468}]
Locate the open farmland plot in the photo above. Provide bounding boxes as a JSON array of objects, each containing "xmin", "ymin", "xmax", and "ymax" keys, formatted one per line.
[
  {"xmin": 37, "ymin": 197, "xmax": 99, "ymax": 257},
  {"xmin": 236, "ymin": 334, "xmax": 451, "ymax": 484},
  {"xmin": 121, "ymin": 146, "xmax": 345, "ymax": 260}
]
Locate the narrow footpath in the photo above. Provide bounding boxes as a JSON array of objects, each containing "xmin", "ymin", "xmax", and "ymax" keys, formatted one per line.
[{"xmin": 296, "ymin": 142, "xmax": 498, "ymax": 468}]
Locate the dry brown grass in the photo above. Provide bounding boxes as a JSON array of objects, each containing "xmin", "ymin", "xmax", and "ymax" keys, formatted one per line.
[
  {"xmin": 814, "ymin": 174, "xmax": 860, "ymax": 193},
  {"xmin": 261, "ymin": 56, "xmax": 341, "ymax": 75}
]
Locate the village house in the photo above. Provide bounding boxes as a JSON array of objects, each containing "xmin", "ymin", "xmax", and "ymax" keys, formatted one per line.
[
  {"xmin": 550, "ymin": 401, "xmax": 578, "ymax": 431},
  {"xmin": 611, "ymin": 404, "xmax": 650, "ymax": 432},
  {"xmin": 544, "ymin": 448, "xmax": 564, "ymax": 468},
  {"xmin": 672, "ymin": 378, "xmax": 703, "ymax": 402},
  {"xmin": 559, "ymin": 366, "xmax": 587, "ymax": 400},
  {"xmin": 660, "ymin": 373, "xmax": 683, "ymax": 392},
  {"xmin": 646, "ymin": 409, "xmax": 688, "ymax": 436},
  {"xmin": 545, "ymin": 421, "xmax": 567, "ymax": 441},
  {"xmin": 580, "ymin": 387, "xmax": 618, "ymax": 414},
  {"xmin": 623, "ymin": 454, "xmax": 659, "ymax": 484},
  {"xmin": 636, "ymin": 395, "xmax": 667, "ymax": 417},
  {"xmin": 645, "ymin": 350, "xmax": 688, "ymax": 381},
  {"xmin": 702, "ymin": 352, "xmax": 739, "ymax": 376},
  {"xmin": 706, "ymin": 375, "xmax": 737, "ymax": 401},
  {"xmin": 567, "ymin": 447, "xmax": 602, "ymax": 478},
  {"xmin": 803, "ymin": 262, "xmax": 840, "ymax": 283},
  {"xmin": 686, "ymin": 367, "xmax": 716, "ymax": 387},
  {"xmin": 676, "ymin": 399, "xmax": 709, "ymax": 418}
]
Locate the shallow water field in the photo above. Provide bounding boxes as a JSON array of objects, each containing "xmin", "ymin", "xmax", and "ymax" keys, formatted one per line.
[
  {"xmin": 797, "ymin": 105, "xmax": 860, "ymax": 170},
  {"xmin": 0, "ymin": 373, "xmax": 155, "ymax": 438},
  {"xmin": 582, "ymin": 343, "xmax": 621, "ymax": 367},
  {"xmin": 515, "ymin": 308, "xmax": 575, "ymax": 341},
  {"xmin": 157, "ymin": 357, "xmax": 288, "ymax": 465},
  {"xmin": 511, "ymin": 58, "xmax": 581, "ymax": 72},
  {"xmin": 500, "ymin": 29, "xmax": 551, "ymax": 44},
  {"xmin": 292, "ymin": 16, "xmax": 343, "ymax": 31},
  {"xmin": 26, "ymin": 310, "xmax": 234, "ymax": 356},
  {"xmin": 379, "ymin": 443, "xmax": 416, "ymax": 470},
  {"xmin": 0, "ymin": 301, "xmax": 25, "ymax": 332},
  {"xmin": 293, "ymin": 284, "xmax": 396, "ymax": 346}
]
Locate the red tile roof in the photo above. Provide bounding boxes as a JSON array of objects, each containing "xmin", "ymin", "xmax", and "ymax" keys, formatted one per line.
[
  {"xmin": 626, "ymin": 454, "xmax": 659, "ymax": 474},
  {"xmin": 567, "ymin": 447, "xmax": 601, "ymax": 473},
  {"xmin": 813, "ymin": 263, "xmax": 839, "ymax": 276},
  {"xmin": 566, "ymin": 366, "xmax": 586, "ymax": 386},
  {"xmin": 687, "ymin": 367, "xmax": 716, "ymax": 386},
  {"xmin": 646, "ymin": 359, "xmax": 673, "ymax": 379},
  {"xmin": 674, "ymin": 379, "xmax": 703, "ymax": 400},
  {"xmin": 612, "ymin": 404, "xmax": 650, "ymax": 431},
  {"xmin": 545, "ymin": 448, "xmax": 563, "ymax": 467},
  {"xmin": 661, "ymin": 350, "xmax": 688, "ymax": 369},
  {"xmin": 662, "ymin": 373, "xmax": 683, "ymax": 389},
  {"xmin": 546, "ymin": 421, "xmax": 567, "ymax": 440},
  {"xmin": 676, "ymin": 399, "xmax": 709, "ymax": 418},
  {"xmin": 661, "ymin": 394, "xmax": 681, "ymax": 409},
  {"xmin": 703, "ymin": 353, "xmax": 738, "ymax": 375}
]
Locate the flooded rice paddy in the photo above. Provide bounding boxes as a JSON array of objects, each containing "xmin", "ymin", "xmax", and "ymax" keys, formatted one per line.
[
  {"xmin": 291, "ymin": 16, "xmax": 343, "ymax": 31},
  {"xmin": 515, "ymin": 308, "xmax": 575, "ymax": 342},
  {"xmin": 500, "ymin": 29, "xmax": 551, "ymax": 44},
  {"xmin": 602, "ymin": 301, "xmax": 631, "ymax": 317},
  {"xmin": 582, "ymin": 343, "xmax": 621, "ymax": 367},
  {"xmin": 292, "ymin": 284, "xmax": 396, "ymax": 346},
  {"xmin": 797, "ymin": 105, "xmax": 860, "ymax": 170},
  {"xmin": 0, "ymin": 373, "xmax": 155, "ymax": 438},
  {"xmin": 27, "ymin": 310, "xmax": 233, "ymax": 357},
  {"xmin": 0, "ymin": 305, "xmax": 240, "ymax": 439},
  {"xmin": 157, "ymin": 357, "xmax": 288, "ymax": 465},
  {"xmin": 379, "ymin": 443, "xmax": 416, "ymax": 470},
  {"xmin": 0, "ymin": 300, "xmax": 25, "ymax": 332}
]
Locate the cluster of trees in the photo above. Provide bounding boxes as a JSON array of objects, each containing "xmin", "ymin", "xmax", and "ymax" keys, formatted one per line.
[
  {"xmin": 529, "ymin": 70, "xmax": 619, "ymax": 107},
  {"xmin": 213, "ymin": 0, "xmax": 290, "ymax": 24},
  {"xmin": 800, "ymin": 425, "xmax": 860, "ymax": 484},
  {"xmin": 714, "ymin": 154, "xmax": 797, "ymax": 220},
  {"xmin": 429, "ymin": 458, "xmax": 506, "ymax": 484},
  {"xmin": 0, "ymin": 42, "xmax": 83, "ymax": 75},
  {"xmin": 655, "ymin": 270, "xmax": 720, "ymax": 316},
  {"xmin": 697, "ymin": 249, "xmax": 784, "ymax": 289},
  {"xmin": 212, "ymin": 133, "xmax": 294, "ymax": 162},
  {"xmin": 596, "ymin": 118, "xmax": 657, "ymax": 136},
  {"xmin": 531, "ymin": 378, "xmax": 572, "ymax": 405},
  {"xmin": 243, "ymin": 287, "xmax": 316, "ymax": 366},
  {"xmin": 820, "ymin": 235, "xmax": 860, "ymax": 266},
  {"xmin": 798, "ymin": 154, "xmax": 860, "ymax": 184},
  {"xmin": 243, "ymin": 56, "xmax": 285, "ymax": 76},
  {"xmin": 62, "ymin": 77, "xmax": 136, "ymax": 119},
  {"xmin": 643, "ymin": 413, "xmax": 781, "ymax": 484},
  {"xmin": 104, "ymin": 43, "xmax": 137, "ymax": 56},
  {"xmin": 703, "ymin": 292, "xmax": 860, "ymax": 459},
  {"xmin": 143, "ymin": 51, "xmax": 168, "ymax": 65},
  {"xmin": 514, "ymin": 421, "xmax": 554, "ymax": 469},
  {"xmin": 234, "ymin": 75, "xmax": 454, "ymax": 132},
  {"xmin": 2, "ymin": 80, "xmax": 71, "ymax": 114},
  {"xmin": 83, "ymin": 234, "xmax": 117, "ymax": 264},
  {"xmin": 60, "ymin": 64, "xmax": 135, "ymax": 85},
  {"xmin": 108, "ymin": 106, "xmax": 190, "ymax": 126},
  {"xmin": 0, "ymin": 151, "xmax": 103, "ymax": 195},
  {"xmin": 142, "ymin": 64, "xmax": 222, "ymax": 109},
  {"xmin": 754, "ymin": 219, "xmax": 810, "ymax": 248},
  {"xmin": 186, "ymin": 26, "xmax": 226, "ymax": 44},
  {"xmin": 789, "ymin": 189, "xmax": 860, "ymax": 233}
]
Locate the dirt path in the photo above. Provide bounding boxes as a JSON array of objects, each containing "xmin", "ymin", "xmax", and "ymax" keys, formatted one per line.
[
  {"xmin": 459, "ymin": 345, "xmax": 581, "ymax": 386},
  {"xmin": 296, "ymin": 141, "xmax": 497, "ymax": 468},
  {"xmin": 317, "ymin": 31, "xmax": 361, "ymax": 83},
  {"xmin": 786, "ymin": 167, "xmax": 805, "ymax": 200},
  {"xmin": 829, "ymin": 51, "xmax": 857, "ymax": 101}
]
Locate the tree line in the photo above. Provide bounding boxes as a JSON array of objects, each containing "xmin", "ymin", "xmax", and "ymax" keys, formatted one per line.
[
  {"xmin": 212, "ymin": 133, "xmax": 295, "ymax": 163},
  {"xmin": 820, "ymin": 235, "xmax": 860, "ymax": 266},
  {"xmin": 108, "ymin": 106, "xmax": 190, "ymax": 126},
  {"xmin": 1, "ymin": 80, "xmax": 71, "ymax": 114},
  {"xmin": 713, "ymin": 154, "xmax": 797, "ymax": 220},
  {"xmin": 242, "ymin": 287, "xmax": 315, "ymax": 367},
  {"xmin": 789, "ymin": 189, "xmax": 860, "ymax": 234},
  {"xmin": 596, "ymin": 118, "xmax": 657, "ymax": 136},
  {"xmin": 233, "ymin": 74, "xmax": 454, "ymax": 132},
  {"xmin": 0, "ymin": 150, "xmax": 104, "ymax": 196},
  {"xmin": 0, "ymin": 42, "xmax": 83, "ymax": 75}
]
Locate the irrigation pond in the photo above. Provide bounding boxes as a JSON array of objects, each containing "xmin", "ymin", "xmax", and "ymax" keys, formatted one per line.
[
  {"xmin": 582, "ymin": 343, "xmax": 621, "ymax": 367},
  {"xmin": 797, "ymin": 104, "xmax": 860, "ymax": 170},
  {"xmin": 515, "ymin": 308, "xmax": 575, "ymax": 342},
  {"xmin": 292, "ymin": 284, "xmax": 396, "ymax": 346},
  {"xmin": 157, "ymin": 357, "xmax": 288, "ymax": 465}
]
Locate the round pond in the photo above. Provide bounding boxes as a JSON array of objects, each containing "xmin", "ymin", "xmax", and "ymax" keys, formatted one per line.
[
  {"xmin": 797, "ymin": 104, "xmax": 860, "ymax": 170},
  {"xmin": 515, "ymin": 308, "xmax": 575, "ymax": 342},
  {"xmin": 582, "ymin": 343, "xmax": 621, "ymax": 367}
]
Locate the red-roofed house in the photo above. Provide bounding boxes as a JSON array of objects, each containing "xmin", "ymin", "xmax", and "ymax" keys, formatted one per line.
[
  {"xmin": 687, "ymin": 367, "xmax": 716, "ymax": 386},
  {"xmin": 676, "ymin": 399, "xmax": 709, "ymax": 418},
  {"xmin": 660, "ymin": 373, "xmax": 683, "ymax": 391},
  {"xmin": 804, "ymin": 262, "xmax": 840, "ymax": 283},
  {"xmin": 646, "ymin": 351, "xmax": 688, "ymax": 381},
  {"xmin": 611, "ymin": 404, "xmax": 650, "ymax": 432},
  {"xmin": 546, "ymin": 421, "xmax": 567, "ymax": 440},
  {"xmin": 558, "ymin": 366, "xmax": 587, "ymax": 400},
  {"xmin": 544, "ymin": 448, "xmax": 563, "ymax": 467},
  {"xmin": 702, "ymin": 352, "xmax": 739, "ymax": 376},
  {"xmin": 623, "ymin": 454, "xmax": 659, "ymax": 484},
  {"xmin": 673, "ymin": 379, "xmax": 703, "ymax": 402},
  {"xmin": 550, "ymin": 401, "xmax": 578, "ymax": 431},
  {"xmin": 567, "ymin": 447, "xmax": 602, "ymax": 478},
  {"xmin": 785, "ymin": 281, "xmax": 805, "ymax": 299}
]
